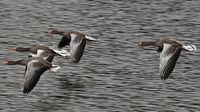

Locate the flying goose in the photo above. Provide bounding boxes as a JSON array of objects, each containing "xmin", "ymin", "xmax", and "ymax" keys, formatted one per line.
[
  {"xmin": 48, "ymin": 29, "xmax": 96, "ymax": 63},
  {"xmin": 12, "ymin": 44, "xmax": 70, "ymax": 63},
  {"xmin": 3, "ymin": 55, "xmax": 60, "ymax": 94},
  {"xmin": 138, "ymin": 38, "xmax": 197, "ymax": 80}
]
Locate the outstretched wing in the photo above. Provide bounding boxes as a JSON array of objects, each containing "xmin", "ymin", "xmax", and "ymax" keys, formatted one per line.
[
  {"xmin": 23, "ymin": 59, "xmax": 51, "ymax": 94},
  {"xmin": 70, "ymin": 34, "xmax": 86, "ymax": 63},
  {"xmin": 58, "ymin": 36, "xmax": 71, "ymax": 48},
  {"xmin": 159, "ymin": 44, "xmax": 182, "ymax": 80},
  {"xmin": 45, "ymin": 54, "xmax": 55, "ymax": 63}
]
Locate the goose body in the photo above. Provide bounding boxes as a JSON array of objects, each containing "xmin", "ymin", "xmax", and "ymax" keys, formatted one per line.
[
  {"xmin": 138, "ymin": 38, "xmax": 197, "ymax": 80},
  {"xmin": 48, "ymin": 29, "xmax": 96, "ymax": 63},
  {"xmin": 3, "ymin": 55, "xmax": 60, "ymax": 94},
  {"xmin": 12, "ymin": 44, "xmax": 70, "ymax": 62}
]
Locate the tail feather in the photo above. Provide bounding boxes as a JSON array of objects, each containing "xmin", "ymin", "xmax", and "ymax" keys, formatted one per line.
[
  {"xmin": 182, "ymin": 45, "xmax": 197, "ymax": 51},
  {"xmin": 53, "ymin": 49, "xmax": 70, "ymax": 57},
  {"xmin": 50, "ymin": 65, "xmax": 60, "ymax": 72},
  {"xmin": 85, "ymin": 36, "xmax": 96, "ymax": 41}
]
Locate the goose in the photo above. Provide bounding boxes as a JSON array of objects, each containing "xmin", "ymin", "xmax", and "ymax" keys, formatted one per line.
[
  {"xmin": 138, "ymin": 38, "xmax": 197, "ymax": 80},
  {"xmin": 12, "ymin": 44, "xmax": 70, "ymax": 63},
  {"xmin": 48, "ymin": 29, "xmax": 96, "ymax": 63},
  {"xmin": 3, "ymin": 55, "xmax": 60, "ymax": 94}
]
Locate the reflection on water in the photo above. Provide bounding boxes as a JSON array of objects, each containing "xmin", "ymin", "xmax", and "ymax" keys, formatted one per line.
[{"xmin": 0, "ymin": 0, "xmax": 200, "ymax": 111}]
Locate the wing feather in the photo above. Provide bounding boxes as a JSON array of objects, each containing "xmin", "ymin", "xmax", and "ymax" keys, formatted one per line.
[
  {"xmin": 58, "ymin": 36, "xmax": 71, "ymax": 48},
  {"xmin": 70, "ymin": 35, "xmax": 86, "ymax": 63},
  {"xmin": 159, "ymin": 44, "xmax": 182, "ymax": 80},
  {"xmin": 23, "ymin": 60, "xmax": 50, "ymax": 94}
]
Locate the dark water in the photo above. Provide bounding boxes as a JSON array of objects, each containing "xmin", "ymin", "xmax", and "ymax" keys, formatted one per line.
[{"xmin": 1, "ymin": 0, "xmax": 200, "ymax": 111}]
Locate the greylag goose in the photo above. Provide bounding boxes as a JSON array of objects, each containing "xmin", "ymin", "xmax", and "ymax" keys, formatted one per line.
[
  {"xmin": 3, "ymin": 55, "xmax": 60, "ymax": 94},
  {"xmin": 138, "ymin": 38, "xmax": 197, "ymax": 80},
  {"xmin": 48, "ymin": 29, "xmax": 96, "ymax": 63},
  {"xmin": 12, "ymin": 44, "xmax": 70, "ymax": 63}
]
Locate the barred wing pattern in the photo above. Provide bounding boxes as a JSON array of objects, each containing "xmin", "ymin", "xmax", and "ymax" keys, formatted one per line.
[
  {"xmin": 159, "ymin": 44, "xmax": 182, "ymax": 80},
  {"xmin": 23, "ymin": 59, "xmax": 51, "ymax": 94},
  {"xmin": 70, "ymin": 34, "xmax": 86, "ymax": 63}
]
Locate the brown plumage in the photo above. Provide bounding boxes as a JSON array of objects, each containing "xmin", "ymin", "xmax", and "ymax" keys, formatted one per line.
[
  {"xmin": 138, "ymin": 38, "xmax": 196, "ymax": 80},
  {"xmin": 3, "ymin": 55, "xmax": 60, "ymax": 94},
  {"xmin": 48, "ymin": 29, "xmax": 95, "ymax": 63},
  {"xmin": 12, "ymin": 44, "xmax": 70, "ymax": 63}
]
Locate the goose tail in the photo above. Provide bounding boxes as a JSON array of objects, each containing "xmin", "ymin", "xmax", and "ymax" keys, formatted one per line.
[
  {"xmin": 50, "ymin": 65, "xmax": 60, "ymax": 72},
  {"xmin": 53, "ymin": 49, "xmax": 70, "ymax": 57},
  {"xmin": 182, "ymin": 45, "xmax": 197, "ymax": 51},
  {"xmin": 85, "ymin": 35, "xmax": 96, "ymax": 41}
]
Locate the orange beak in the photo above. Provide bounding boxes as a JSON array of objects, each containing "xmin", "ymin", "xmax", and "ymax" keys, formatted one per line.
[
  {"xmin": 3, "ymin": 60, "xmax": 8, "ymax": 64},
  {"xmin": 48, "ymin": 30, "xmax": 53, "ymax": 36},
  {"xmin": 137, "ymin": 42, "xmax": 143, "ymax": 48},
  {"xmin": 11, "ymin": 48, "xmax": 17, "ymax": 51}
]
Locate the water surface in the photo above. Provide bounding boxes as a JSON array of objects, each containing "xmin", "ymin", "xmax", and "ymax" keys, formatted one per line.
[{"xmin": 0, "ymin": 0, "xmax": 200, "ymax": 111}]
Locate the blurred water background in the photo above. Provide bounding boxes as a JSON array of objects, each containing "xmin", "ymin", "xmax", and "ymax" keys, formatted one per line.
[{"xmin": 0, "ymin": 0, "xmax": 200, "ymax": 111}]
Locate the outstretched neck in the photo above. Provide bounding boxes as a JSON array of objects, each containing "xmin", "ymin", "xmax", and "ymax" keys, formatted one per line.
[
  {"xmin": 140, "ymin": 41, "xmax": 156, "ymax": 46},
  {"xmin": 16, "ymin": 47, "xmax": 31, "ymax": 52},
  {"xmin": 6, "ymin": 59, "xmax": 28, "ymax": 65},
  {"xmin": 55, "ymin": 31, "xmax": 65, "ymax": 36}
]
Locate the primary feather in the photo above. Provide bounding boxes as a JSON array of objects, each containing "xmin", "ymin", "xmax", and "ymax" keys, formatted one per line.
[{"xmin": 159, "ymin": 44, "xmax": 182, "ymax": 80}]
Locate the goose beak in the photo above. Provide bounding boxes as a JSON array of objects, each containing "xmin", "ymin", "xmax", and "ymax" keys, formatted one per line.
[
  {"xmin": 11, "ymin": 48, "xmax": 17, "ymax": 51},
  {"xmin": 3, "ymin": 60, "xmax": 8, "ymax": 64},
  {"xmin": 137, "ymin": 42, "xmax": 144, "ymax": 48},
  {"xmin": 48, "ymin": 30, "xmax": 53, "ymax": 36}
]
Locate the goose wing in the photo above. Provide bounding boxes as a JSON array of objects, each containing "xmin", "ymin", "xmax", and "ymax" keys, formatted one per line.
[
  {"xmin": 29, "ymin": 49, "xmax": 46, "ymax": 58},
  {"xmin": 32, "ymin": 49, "xmax": 54, "ymax": 63},
  {"xmin": 70, "ymin": 34, "xmax": 86, "ymax": 63},
  {"xmin": 58, "ymin": 36, "xmax": 71, "ymax": 48},
  {"xmin": 45, "ymin": 54, "xmax": 54, "ymax": 63},
  {"xmin": 23, "ymin": 59, "xmax": 51, "ymax": 94},
  {"xmin": 159, "ymin": 43, "xmax": 182, "ymax": 80},
  {"xmin": 36, "ymin": 49, "xmax": 47, "ymax": 57}
]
